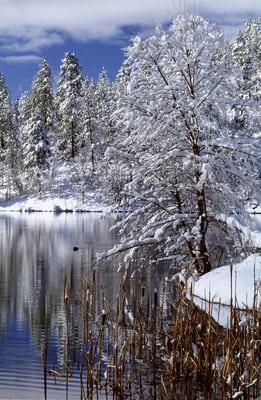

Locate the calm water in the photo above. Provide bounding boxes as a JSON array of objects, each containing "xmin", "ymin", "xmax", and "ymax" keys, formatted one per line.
[
  {"xmin": 0, "ymin": 213, "xmax": 170, "ymax": 400},
  {"xmin": 0, "ymin": 213, "xmax": 120, "ymax": 400}
]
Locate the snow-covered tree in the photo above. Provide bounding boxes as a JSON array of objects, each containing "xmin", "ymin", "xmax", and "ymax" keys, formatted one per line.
[
  {"xmin": 232, "ymin": 18, "xmax": 261, "ymax": 100},
  {"xmin": 81, "ymin": 71, "xmax": 115, "ymax": 172},
  {"xmin": 56, "ymin": 52, "xmax": 84, "ymax": 160},
  {"xmin": 22, "ymin": 109, "xmax": 51, "ymax": 193},
  {"xmin": 0, "ymin": 73, "xmax": 20, "ymax": 195},
  {"xmin": 78, "ymin": 71, "xmax": 117, "ymax": 202},
  {"xmin": 231, "ymin": 18, "xmax": 261, "ymax": 138},
  {"xmin": 107, "ymin": 16, "xmax": 261, "ymax": 274},
  {"xmin": 81, "ymin": 79, "xmax": 99, "ymax": 175},
  {"xmin": 32, "ymin": 59, "xmax": 54, "ymax": 130},
  {"xmin": 17, "ymin": 91, "xmax": 32, "ymax": 150},
  {"xmin": 96, "ymin": 69, "xmax": 114, "ymax": 150},
  {"xmin": 0, "ymin": 74, "xmax": 13, "ymax": 156},
  {"xmin": 94, "ymin": 70, "xmax": 118, "ymax": 185},
  {"xmin": 102, "ymin": 62, "xmax": 132, "ymax": 204},
  {"xmin": 17, "ymin": 91, "xmax": 32, "ymax": 127},
  {"xmin": 12, "ymin": 101, "xmax": 24, "ymax": 193}
]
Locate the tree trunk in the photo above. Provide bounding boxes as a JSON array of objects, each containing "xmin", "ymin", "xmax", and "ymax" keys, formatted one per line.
[
  {"xmin": 197, "ymin": 189, "xmax": 211, "ymax": 274},
  {"xmin": 193, "ymin": 141, "xmax": 211, "ymax": 274},
  {"xmin": 71, "ymin": 121, "xmax": 75, "ymax": 159}
]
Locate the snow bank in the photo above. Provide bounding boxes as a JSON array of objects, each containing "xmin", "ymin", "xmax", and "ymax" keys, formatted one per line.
[{"xmin": 191, "ymin": 254, "xmax": 261, "ymax": 309}]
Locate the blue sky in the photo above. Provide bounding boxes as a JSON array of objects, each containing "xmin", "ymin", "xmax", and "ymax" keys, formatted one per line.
[
  {"xmin": 0, "ymin": 0, "xmax": 260, "ymax": 99},
  {"xmin": 0, "ymin": 38, "xmax": 126, "ymax": 99}
]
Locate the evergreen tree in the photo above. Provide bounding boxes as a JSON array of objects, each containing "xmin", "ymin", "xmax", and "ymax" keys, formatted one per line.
[
  {"xmin": 17, "ymin": 91, "xmax": 32, "ymax": 191},
  {"xmin": 0, "ymin": 73, "xmax": 20, "ymax": 195},
  {"xmin": 56, "ymin": 52, "xmax": 84, "ymax": 159},
  {"xmin": 22, "ymin": 109, "xmax": 50, "ymax": 194},
  {"xmin": 81, "ymin": 79, "xmax": 98, "ymax": 174},
  {"xmin": 32, "ymin": 59, "xmax": 54, "ymax": 130},
  {"xmin": 75, "ymin": 76, "xmax": 105, "ymax": 201},
  {"xmin": 232, "ymin": 18, "xmax": 261, "ymax": 100},
  {"xmin": 96, "ymin": 69, "xmax": 116, "ymax": 153},
  {"xmin": 17, "ymin": 91, "xmax": 32, "ymax": 149},
  {"xmin": 0, "ymin": 74, "xmax": 12, "ymax": 154},
  {"xmin": 83, "ymin": 71, "xmax": 115, "ymax": 173},
  {"xmin": 231, "ymin": 19, "xmax": 261, "ymax": 130},
  {"xmin": 79, "ymin": 70, "xmax": 118, "ymax": 201},
  {"xmin": 12, "ymin": 100, "xmax": 23, "ymax": 194},
  {"xmin": 17, "ymin": 92, "xmax": 32, "ymax": 127},
  {"xmin": 103, "ymin": 61, "xmax": 133, "ymax": 204}
]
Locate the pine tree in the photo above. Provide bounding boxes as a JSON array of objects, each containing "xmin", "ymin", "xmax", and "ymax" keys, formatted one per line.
[
  {"xmin": 79, "ymin": 70, "xmax": 118, "ymax": 201},
  {"xmin": 17, "ymin": 91, "xmax": 33, "ymax": 187},
  {"xmin": 56, "ymin": 52, "xmax": 84, "ymax": 160},
  {"xmin": 32, "ymin": 59, "xmax": 54, "ymax": 130},
  {"xmin": 81, "ymin": 79, "xmax": 98, "ymax": 174},
  {"xmin": 96, "ymin": 69, "xmax": 116, "ymax": 153},
  {"xmin": 232, "ymin": 18, "xmax": 261, "ymax": 99},
  {"xmin": 17, "ymin": 91, "xmax": 32, "ymax": 150},
  {"xmin": 12, "ymin": 100, "xmax": 23, "ymax": 194},
  {"xmin": 231, "ymin": 19, "xmax": 261, "ymax": 132},
  {"xmin": 103, "ymin": 61, "xmax": 133, "ymax": 204},
  {"xmin": 85, "ymin": 71, "xmax": 115, "ymax": 173},
  {"xmin": 17, "ymin": 92, "xmax": 32, "ymax": 127},
  {"xmin": 0, "ymin": 73, "xmax": 21, "ymax": 195},
  {"xmin": 22, "ymin": 109, "xmax": 51, "ymax": 194}
]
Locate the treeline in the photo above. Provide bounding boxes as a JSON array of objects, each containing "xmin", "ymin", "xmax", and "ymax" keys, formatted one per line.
[{"xmin": 0, "ymin": 53, "xmax": 119, "ymax": 201}]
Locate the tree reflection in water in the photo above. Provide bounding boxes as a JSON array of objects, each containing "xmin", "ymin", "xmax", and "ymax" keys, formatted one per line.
[
  {"xmin": 0, "ymin": 213, "xmax": 118, "ymax": 399},
  {"xmin": 0, "ymin": 213, "xmax": 169, "ymax": 399}
]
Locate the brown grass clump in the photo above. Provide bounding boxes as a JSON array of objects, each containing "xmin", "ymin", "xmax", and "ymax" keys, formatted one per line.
[{"xmin": 74, "ymin": 264, "xmax": 260, "ymax": 400}]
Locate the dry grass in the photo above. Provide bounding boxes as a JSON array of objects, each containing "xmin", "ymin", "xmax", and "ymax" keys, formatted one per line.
[{"xmin": 65, "ymin": 264, "xmax": 261, "ymax": 400}]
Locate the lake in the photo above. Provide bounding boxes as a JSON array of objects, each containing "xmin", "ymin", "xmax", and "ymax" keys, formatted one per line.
[
  {"xmin": 0, "ymin": 213, "xmax": 260, "ymax": 400},
  {"xmin": 0, "ymin": 213, "xmax": 168, "ymax": 400},
  {"xmin": 0, "ymin": 213, "xmax": 119, "ymax": 399}
]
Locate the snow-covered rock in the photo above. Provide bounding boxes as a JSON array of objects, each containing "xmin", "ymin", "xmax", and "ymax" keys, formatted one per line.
[{"xmin": 53, "ymin": 205, "xmax": 63, "ymax": 213}]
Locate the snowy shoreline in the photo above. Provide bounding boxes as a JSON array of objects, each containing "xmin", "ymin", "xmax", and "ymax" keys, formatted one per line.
[
  {"xmin": 0, "ymin": 195, "xmax": 109, "ymax": 213},
  {"xmin": 190, "ymin": 254, "xmax": 261, "ymax": 308},
  {"xmin": 186, "ymin": 253, "xmax": 261, "ymax": 327}
]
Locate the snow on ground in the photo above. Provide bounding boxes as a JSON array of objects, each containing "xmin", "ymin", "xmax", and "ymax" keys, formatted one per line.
[
  {"xmin": 191, "ymin": 214, "xmax": 261, "ymax": 310},
  {"xmin": 189, "ymin": 254, "xmax": 261, "ymax": 326},
  {"xmin": 0, "ymin": 193, "xmax": 108, "ymax": 212},
  {"xmin": 191, "ymin": 254, "xmax": 261, "ymax": 309},
  {"xmin": 187, "ymin": 215, "xmax": 261, "ymax": 326}
]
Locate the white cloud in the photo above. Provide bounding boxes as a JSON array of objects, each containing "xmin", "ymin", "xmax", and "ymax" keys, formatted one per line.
[
  {"xmin": 0, "ymin": 30, "xmax": 63, "ymax": 53},
  {"xmin": 0, "ymin": 0, "xmax": 259, "ymax": 53},
  {"xmin": 202, "ymin": 0, "xmax": 261, "ymax": 14},
  {"xmin": 0, "ymin": 55, "xmax": 42, "ymax": 63}
]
